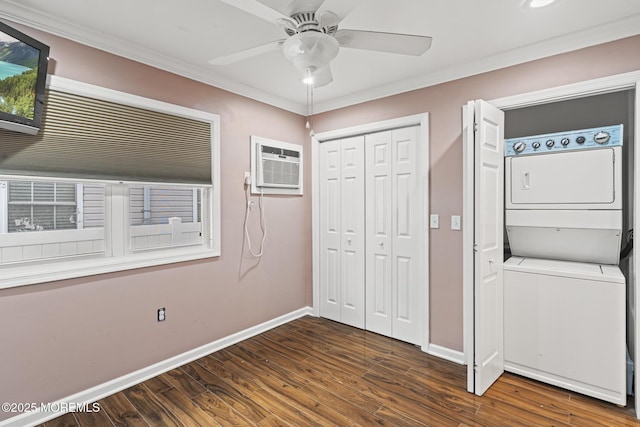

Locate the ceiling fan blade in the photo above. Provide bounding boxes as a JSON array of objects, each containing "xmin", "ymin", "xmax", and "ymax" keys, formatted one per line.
[
  {"xmin": 335, "ymin": 29, "xmax": 432, "ymax": 56},
  {"xmin": 208, "ymin": 40, "xmax": 284, "ymax": 65},
  {"xmin": 217, "ymin": 0, "xmax": 289, "ymax": 23},
  {"xmin": 276, "ymin": 17, "xmax": 297, "ymax": 32},
  {"xmin": 316, "ymin": 0, "xmax": 361, "ymax": 26},
  {"xmin": 256, "ymin": 0, "xmax": 326, "ymax": 16},
  {"xmin": 312, "ymin": 66, "xmax": 333, "ymax": 88}
]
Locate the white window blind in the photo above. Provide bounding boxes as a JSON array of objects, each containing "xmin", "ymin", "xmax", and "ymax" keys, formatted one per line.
[
  {"xmin": 0, "ymin": 89, "xmax": 212, "ymax": 184},
  {"xmin": 0, "ymin": 76, "xmax": 220, "ymax": 288}
]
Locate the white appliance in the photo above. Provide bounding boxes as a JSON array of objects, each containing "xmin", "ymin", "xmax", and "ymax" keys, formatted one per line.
[
  {"xmin": 504, "ymin": 257, "xmax": 626, "ymax": 405},
  {"xmin": 250, "ymin": 135, "xmax": 303, "ymax": 195},
  {"xmin": 505, "ymin": 125, "xmax": 623, "ymax": 264},
  {"xmin": 504, "ymin": 124, "xmax": 626, "ymax": 405}
]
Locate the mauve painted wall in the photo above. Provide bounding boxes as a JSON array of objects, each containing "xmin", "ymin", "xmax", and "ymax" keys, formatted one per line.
[
  {"xmin": 312, "ymin": 35, "xmax": 640, "ymax": 351},
  {"xmin": 0, "ymin": 20, "xmax": 310, "ymax": 419}
]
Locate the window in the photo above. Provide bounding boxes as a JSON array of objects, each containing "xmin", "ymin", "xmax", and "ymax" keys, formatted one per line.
[
  {"xmin": 8, "ymin": 181, "xmax": 78, "ymax": 232},
  {"xmin": 0, "ymin": 76, "xmax": 220, "ymax": 289},
  {"xmin": 129, "ymin": 185, "xmax": 204, "ymax": 251}
]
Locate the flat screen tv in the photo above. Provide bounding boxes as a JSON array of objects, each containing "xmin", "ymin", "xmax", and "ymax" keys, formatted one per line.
[{"xmin": 0, "ymin": 21, "xmax": 49, "ymax": 135}]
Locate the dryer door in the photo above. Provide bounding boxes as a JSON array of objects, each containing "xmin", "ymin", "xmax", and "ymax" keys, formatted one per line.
[{"xmin": 507, "ymin": 148, "xmax": 619, "ymax": 209}]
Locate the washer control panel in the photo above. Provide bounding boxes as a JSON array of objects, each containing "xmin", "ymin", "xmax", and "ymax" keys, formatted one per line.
[{"xmin": 505, "ymin": 124, "xmax": 623, "ymax": 157}]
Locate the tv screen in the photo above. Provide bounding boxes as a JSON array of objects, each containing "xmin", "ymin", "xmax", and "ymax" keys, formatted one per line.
[{"xmin": 0, "ymin": 21, "xmax": 49, "ymax": 135}]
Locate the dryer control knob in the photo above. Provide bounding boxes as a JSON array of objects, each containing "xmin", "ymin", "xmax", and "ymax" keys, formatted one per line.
[
  {"xmin": 513, "ymin": 141, "xmax": 526, "ymax": 153},
  {"xmin": 576, "ymin": 136, "xmax": 586, "ymax": 144},
  {"xmin": 546, "ymin": 139, "xmax": 555, "ymax": 148},
  {"xmin": 561, "ymin": 138, "xmax": 570, "ymax": 146},
  {"xmin": 594, "ymin": 131, "xmax": 611, "ymax": 144},
  {"xmin": 532, "ymin": 142, "xmax": 541, "ymax": 149}
]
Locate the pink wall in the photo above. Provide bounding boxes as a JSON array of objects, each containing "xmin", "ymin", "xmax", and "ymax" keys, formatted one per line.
[
  {"xmin": 312, "ymin": 35, "xmax": 640, "ymax": 351},
  {"xmin": 0, "ymin": 20, "xmax": 310, "ymax": 420}
]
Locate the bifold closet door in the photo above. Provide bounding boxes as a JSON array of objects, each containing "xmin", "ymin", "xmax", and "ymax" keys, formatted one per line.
[
  {"xmin": 365, "ymin": 126, "xmax": 422, "ymax": 345},
  {"xmin": 319, "ymin": 136, "xmax": 365, "ymax": 328}
]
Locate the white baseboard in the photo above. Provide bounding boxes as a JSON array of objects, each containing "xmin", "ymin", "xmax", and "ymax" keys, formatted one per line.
[
  {"xmin": 427, "ymin": 343, "xmax": 465, "ymax": 365},
  {"xmin": 0, "ymin": 306, "xmax": 314, "ymax": 427}
]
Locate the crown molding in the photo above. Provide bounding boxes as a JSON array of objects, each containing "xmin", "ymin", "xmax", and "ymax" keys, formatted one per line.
[
  {"xmin": 313, "ymin": 13, "xmax": 640, "ymax": 113},
  {"xmin": 0, "ymin": 2, "xmax": 306, "ymax": 114}
]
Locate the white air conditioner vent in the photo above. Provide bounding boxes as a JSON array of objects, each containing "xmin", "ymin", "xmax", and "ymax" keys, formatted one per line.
[
  {"xmin": 251, "ymin": 136, "xmax": 303, "ymax": 195},
  {"xmin": 258, "ymin": 145, "xmax": 300, "ymax": 188}
]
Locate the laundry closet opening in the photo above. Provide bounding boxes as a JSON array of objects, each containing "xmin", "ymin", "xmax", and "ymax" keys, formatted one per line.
[
  {"xmin": 312, "ymin": 113, "xmax": 430, "ymax": 350},
  {"xmin": 502, "ymin": 89, "xmax": 636, "ymax": 406}
]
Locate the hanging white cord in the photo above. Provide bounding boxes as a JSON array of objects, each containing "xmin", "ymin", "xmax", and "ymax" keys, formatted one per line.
[{"xmin": 244, "ymin": 184, "xmax": 266, "ymax": 257}]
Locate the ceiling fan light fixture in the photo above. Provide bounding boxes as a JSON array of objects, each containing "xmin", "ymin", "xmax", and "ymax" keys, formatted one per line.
[
  {"xmin": 522, "ymin": 0, "xmax": 558, "ymax": 9},
  {"xmin": 282, "ymin": 32, "xmax": 340, "ymax": 74}
]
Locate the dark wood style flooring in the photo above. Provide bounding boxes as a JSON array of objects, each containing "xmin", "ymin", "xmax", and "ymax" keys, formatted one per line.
[{"xmin": 39, "ymin": 316, "xmax": 639, "ymax": 426}]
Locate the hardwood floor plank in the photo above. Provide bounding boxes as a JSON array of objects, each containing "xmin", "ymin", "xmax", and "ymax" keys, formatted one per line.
[
  {"xmin": 122, "ymin": 385, "xmax": 182, "ymax": 427},
  {"xmin": 44, "ymin": 412, "xmax": 79, "ymax": 427},
  {"xmin": 72, "ymin": 406, "xmax": 113, "ymax": 427},
  {"xmin": 222, "ymin": 355, "xmax": 357, "ymax": 426},
  {"xmin": 191, "ymin": 391, "xmax": 253, "ymax": 427},
  {"xmin": 485, "ymin": 375, "xmax": 571, "ymax": 422},
  {"xmin": 154, "ymin": 387, "xmax": 220, "ymax": 427},
  {"xmin": 98, "ymin": 393, "xmax": 149, "ymax": 427},
  {"xmin": 219, "ymin": 356, "xmax": 332, "ymax": 426},
  {"xmin": 240, "ymin": 335, "xmax": 386, "ymax": 417},
  {"xmin": 255, "ymin": 414, "xmax": 290, "ymax": 427},
  {"xmin": 265, "ymin": 330, "xmax": 371, "ymax": 378},
  {"xmin": 301, "ymin": 382, "xmax": 392, "ymax": 426},
  {"xmin": 185, "ymin": 361, "xmax": 272, "ymax": 423},
  {"xmin": 141, "ymin": 375, "xmax": 173, "ymax": 395},
  {"xmin": 363, "ymin": 363, "xmax": 480, "ymax": 425},
  {"xmin": 565, "ymin": 394, "xmax": 638, "ymax": 426},
  {"xmin": 374, "ymin": 404, "xmax": 439, "ymax": 427},
  {"xmin": 225, "ymin": 341, "xmax": 309, "ymax": 389},
  {"xmin": 162, "ymin": 368, "xmax": 207, "ymax": 399}
]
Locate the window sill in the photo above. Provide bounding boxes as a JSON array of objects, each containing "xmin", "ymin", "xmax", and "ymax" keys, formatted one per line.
[{"xmin": 0, "ymin": 247, "xmax": 220, "ymax": 290}]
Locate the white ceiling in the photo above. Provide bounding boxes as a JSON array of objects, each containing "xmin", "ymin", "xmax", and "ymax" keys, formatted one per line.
[{"xmin": 1, "ymin": 0, "xmax": 640, "ymax": 114}]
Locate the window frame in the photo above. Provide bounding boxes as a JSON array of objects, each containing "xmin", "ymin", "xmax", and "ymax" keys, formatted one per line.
[{"xmin": 0, "ymin": 76, "xmax": 221, "ymax": 289}]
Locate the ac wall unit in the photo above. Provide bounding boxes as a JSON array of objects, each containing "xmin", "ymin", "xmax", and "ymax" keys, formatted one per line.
[{"xmin": 251, "ymin": 136, "xmax": 303, "ymax": 195}]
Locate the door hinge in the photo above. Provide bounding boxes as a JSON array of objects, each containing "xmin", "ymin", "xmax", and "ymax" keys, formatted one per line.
[
  {"xmin": 473, "ymin": 122, "xmax": 478, "ymax": 132},
  {"xmin": 473, "ymin": 243, "xmax": 478, "ymax": 253}
]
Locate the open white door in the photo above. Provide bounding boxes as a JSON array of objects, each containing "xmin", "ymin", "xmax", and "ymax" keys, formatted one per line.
[
  {"xmin": 634, "ymin": 79, "xmax": 640, "ymax": 418},
  {"xmin": 463, "ymin": 99, "xmax": 505, "ymax": 395}
]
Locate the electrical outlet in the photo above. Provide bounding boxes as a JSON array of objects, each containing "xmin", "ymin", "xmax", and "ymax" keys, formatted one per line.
[
  {"xmin": 243, "ymin": 171, "xmax": 251, "ymax": 185},
  {"xmin": 430, "ymin": 214, "xmax": 439, "ymax": 229},
  {"xmin": 157, "ymin": 307, "xmax": 166, "ymax": 322}
]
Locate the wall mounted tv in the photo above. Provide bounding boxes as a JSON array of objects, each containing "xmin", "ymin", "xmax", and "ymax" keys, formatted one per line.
[{"xmin": 0, "ymin": 21, "xmax": 49, "ymax": 135}]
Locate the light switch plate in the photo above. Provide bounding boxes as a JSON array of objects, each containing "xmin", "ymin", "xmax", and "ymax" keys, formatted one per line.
[
  {"xmin": 430, "ymin": 214, "xmax": 439, "ymax": 229},
  {"xmin": 451, "ymin": 215, "xmax": 461, "ymax": 230}
]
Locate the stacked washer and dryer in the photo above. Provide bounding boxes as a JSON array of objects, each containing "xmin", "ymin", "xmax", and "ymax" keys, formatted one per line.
[{"xmin": 504, "ymin": 124, "xmax": 627, "ymax": 406}]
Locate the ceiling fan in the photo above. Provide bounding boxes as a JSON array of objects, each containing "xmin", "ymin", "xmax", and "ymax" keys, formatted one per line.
[{"xmin": 210, "ymin": 0, "xmax": 433, "ymax": 87}]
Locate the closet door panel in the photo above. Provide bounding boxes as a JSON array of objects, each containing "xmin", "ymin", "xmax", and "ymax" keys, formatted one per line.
[
  {"xmin": 366, "ymin": 131, "xmax": 393, "ymax": 336},
  {"xmin": 319, "ymin": 140, "xmax": 342, "ymax": 322},
  {"xmin": 340, "ymin": 136, "xmax": 366, "ymax": 328},
  {"xmin": 392, "ymin": 126, "xmax": 422, "ymax": 345}
]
